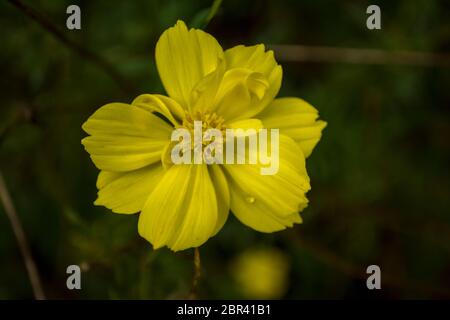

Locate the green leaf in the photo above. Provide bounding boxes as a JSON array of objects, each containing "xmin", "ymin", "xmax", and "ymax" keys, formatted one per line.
[{"xmin": 190, "ymin": 0, "xmax": 223, "ymax": 29}]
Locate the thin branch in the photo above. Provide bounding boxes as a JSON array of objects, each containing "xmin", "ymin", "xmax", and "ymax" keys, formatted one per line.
[
  {"xmin": 189, "ymin": 247, "xmax": 202, "ymax": 299},
  {"xmin": 0, "ymin": 171, "xmax": 46, "ymax": 300},
  {"xmin": 7, "ymin": 0, "xmax": 137, "ymax": 95},
  {"xmin": 286, "ymin": 231, "xmax": 450, "ymax": 298},
  {"xmin": 270, "ymin": 44, "xmax": 450, "ymax": 67}
]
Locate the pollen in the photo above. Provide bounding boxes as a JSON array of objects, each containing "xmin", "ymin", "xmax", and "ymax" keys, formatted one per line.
[
  {"xmin": 181, "ymin": 111, "xmax": 227, "ymax": 149},
  {"xmin": 183, "ymin": 111, "xmax": 226, "ymax": 133}
]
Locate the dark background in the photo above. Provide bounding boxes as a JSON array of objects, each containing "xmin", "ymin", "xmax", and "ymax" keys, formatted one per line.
[{"xmin": 0, "ymin": 0, "xmax": 449, "ymax": 299}]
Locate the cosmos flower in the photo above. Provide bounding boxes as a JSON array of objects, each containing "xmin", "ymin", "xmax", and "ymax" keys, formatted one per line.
[{"xmin": 81, "ymin": 20, "xmax": 326, "ymax": 251}]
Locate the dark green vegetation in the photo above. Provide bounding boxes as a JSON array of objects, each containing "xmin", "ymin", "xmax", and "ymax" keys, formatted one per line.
[{"xmin": 0, "ymin": 0, "xmax": 449, "ymax": 299}]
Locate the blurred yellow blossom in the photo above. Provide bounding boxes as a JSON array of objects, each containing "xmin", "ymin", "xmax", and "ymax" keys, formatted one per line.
[{"xmin": 232, "ymin": 248, "xmax": 290, "ymax": 299}]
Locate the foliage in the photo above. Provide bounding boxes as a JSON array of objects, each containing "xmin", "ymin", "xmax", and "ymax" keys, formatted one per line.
[{"xmin": 0, "ymin": 0, "xmax": 449, "ymax": 299}]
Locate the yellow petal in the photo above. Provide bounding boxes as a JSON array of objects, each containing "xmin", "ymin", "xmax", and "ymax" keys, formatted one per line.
[
  {"xmin": 138, "ymin": 164, "xmax": 219, "ymax": 251},
  {"xmin": 212, "ymin": 68, "xmax": 270, "ymax": 121},
  {"xmin": 82, "ymin": 103, "xmax": 172, "ymax": 171},
  {"xmin": 132, "ymin": 94, "xmax": 184, "ymax": 126},
  {"xmin": 223, "ymin": 135, "xmax": 310, "ymax": 232},
  {"xmin": 95, "ymin": 164, "xmax": 164, "ymax": 214},
  {"xmin": 190, "ymin": 67, "xmax": 272, "ymax": 122},
  {"xmin": 227, "ymin": 118, "xmax": 263, "ymax": 131},
  {"xmin": 258, "ymin": 97, "xmax": 327, "ymax": 157},
  {"xmin": 189, "ymin": 61, "xmax": 226, "ymax": 115},
  {"xmin": 223, "ymin": 44, "xmax": 282, "ymax": 119},
  {"xmin": 208, "ymin": 165, "xmax": 230, "ymax": 235},
  {"xmin": 155, "ymin": 20, "xmax": 224, "ymax": 108}
]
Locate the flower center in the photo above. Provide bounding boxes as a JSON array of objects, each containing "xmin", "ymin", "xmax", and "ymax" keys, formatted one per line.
[
  {"xmin": 182, "ymin": 111, "xmax": 226, "ymax": 134},
  {"xmin": 183, "ymin": 111, "xmax": 226, "ymax": 156},
  {"xmin": 162, "ymin": 111, "xmax": 227, "ymax": 168}
]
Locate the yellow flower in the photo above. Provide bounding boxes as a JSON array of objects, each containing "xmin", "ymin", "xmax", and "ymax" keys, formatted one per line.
[
  {"xmin": 232, "ymin": 248, "xmax": 289, "ymax": 299},
  {"xmin": 81, "ymin": 20, "xmax": 326, "ymax": 251}
]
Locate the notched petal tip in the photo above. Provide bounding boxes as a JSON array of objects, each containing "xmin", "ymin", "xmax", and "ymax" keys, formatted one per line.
[
  {"xmin": 80, "ymin": 136, "xmax": 88, "ymax": 147},
  {"xmin": 155, "ymin": 19, "xmax": 224, "ymax": 107},
  {"xmin": 318, "ymin": 120, "xmax": 328, "ymax": 130},
  {"xmin": 258, "ymin": 97, "xmax": 327, "ymax": 158},
  {"xmin": 81, "ymin": 121, "xmax": 89, "ymax": 135},
  {"xmin": 174, "ymin": 19, "xmax": 188, "ymax": 30}
]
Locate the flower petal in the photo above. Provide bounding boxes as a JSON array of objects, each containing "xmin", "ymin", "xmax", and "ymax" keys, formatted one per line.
[
  {"xmin": 258, "ymin": 98, "xmax": 327, "ymax": 157},
  {"xmin": 223, "ymin": 135, "xmax": 310, "ymax": 232},
  {"xmin": 190, "ymin": 67, "xmax": 273, "ymax": 122},
  {"xmin": 227, "ymin": 118, "xmax": 263, "ymax": 131},
  {"xmin": 138, "ymin": 164, "xmax": 218, "ymax": 251},
  {"xmin": 213, "ymin": 68, "xmax": 270, "ymax": 121},
  {"xmin": 132, "ymin": 94, "xmax": 184, "ymax": 126},
  {"xmin": 155, "ymin": 20, "xmax": 224, "ymax": 108},
  {"xmin": 95, "ymin": 164, "xmax": 164, "ymax": 214},
  {"xmin": 82, "ymin": 103, "xmax": 172, "ymax": 171},
  {"xmin": 208, "ymin": 165, "xmax": 230, "ymax": 235},
  {"xmin": 223, "ymin": 44, "xmax": 282, "ymax": 119}
]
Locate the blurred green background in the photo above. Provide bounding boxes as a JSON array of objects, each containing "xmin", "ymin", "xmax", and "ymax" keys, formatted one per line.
[{"xmin": 1, "ymin": 0, "xmax": 449, "ymax": 299}]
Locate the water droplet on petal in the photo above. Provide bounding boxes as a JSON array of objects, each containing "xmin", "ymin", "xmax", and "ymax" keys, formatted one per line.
[{"xmin": 246, "ymin": 196, "xmax": 255, "ymax": 204}]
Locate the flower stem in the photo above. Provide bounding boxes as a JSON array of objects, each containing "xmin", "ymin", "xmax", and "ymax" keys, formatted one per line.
[{"xmin": 189, "ymin": 247, "xmax": 201, "ymax": 299}]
